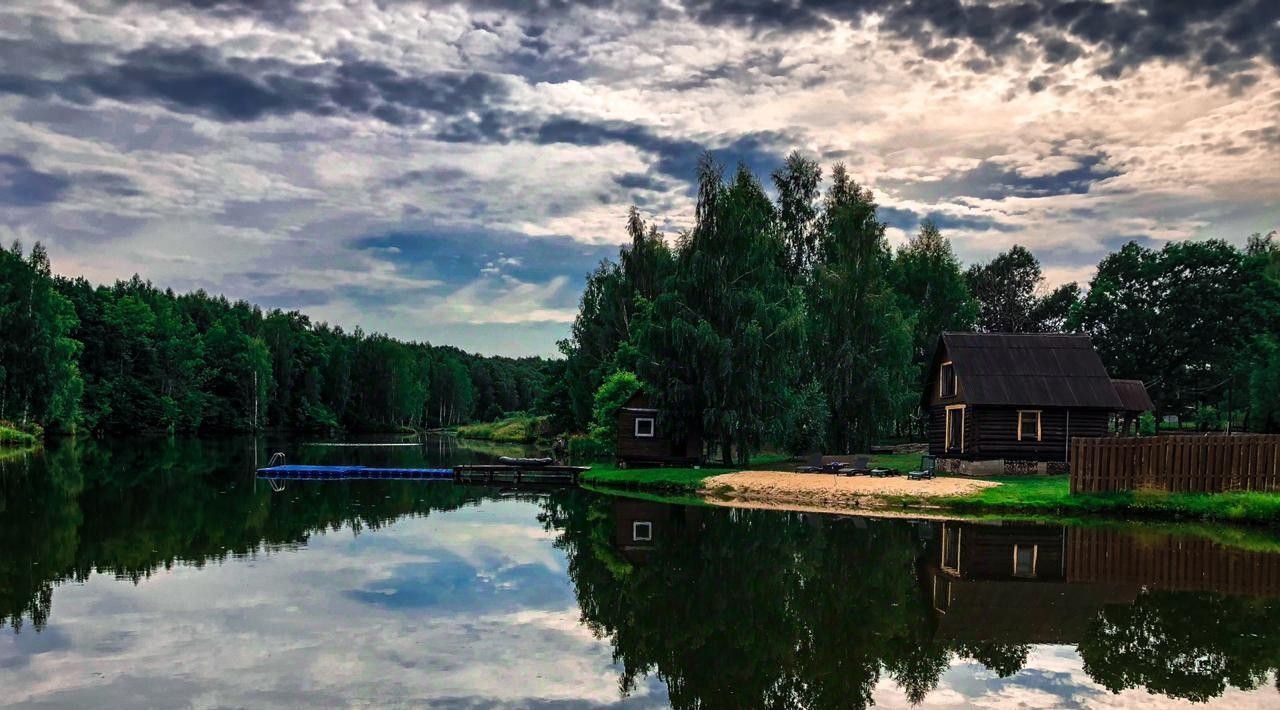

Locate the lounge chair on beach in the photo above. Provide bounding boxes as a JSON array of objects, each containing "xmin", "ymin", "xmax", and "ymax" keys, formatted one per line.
[
  {"xmin": 838, "ymin": 455, "xmax": 872, "ymax": 476},
  {"xmin": 907, "ymin": 455, "xmax": 936, "ymax": 481},
  {"xmin": 794, "ymin": 453, "xmax": 824, "ymax": 473}
]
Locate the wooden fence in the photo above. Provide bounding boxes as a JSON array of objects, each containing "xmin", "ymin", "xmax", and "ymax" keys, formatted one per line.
[
  {"xmin": 1069, "ymin": 434, "xmax": 1280, "ymax": 494},
  {"xmin": 1066, "ymin": 527, "xmax": 1280, "ymax": 597}
]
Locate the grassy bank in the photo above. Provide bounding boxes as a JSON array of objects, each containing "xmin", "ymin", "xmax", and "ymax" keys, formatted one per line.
[
  {"xmin": 455, "ymin": 414, "xmax": 545, "ymax": 444},
  {"xmin": 581, "ymin": 453, "xmax": 794, "ymax": 490},
  {"xmin": 916, "ymin": 475, "xmax": 1280, "ymax": 524},
  {"xmin": 584, "ymin": 453, "xmax": 1280, "ymax": 524},
  {"xmin": 0, "ymin": 425, "xmax": 38, "ymax": 448}
]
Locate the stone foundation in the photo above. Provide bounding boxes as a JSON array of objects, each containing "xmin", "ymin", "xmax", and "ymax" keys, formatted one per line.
[{"xmin": 935, "ymin": 458, "xmax": 1067, "ymax": 476}]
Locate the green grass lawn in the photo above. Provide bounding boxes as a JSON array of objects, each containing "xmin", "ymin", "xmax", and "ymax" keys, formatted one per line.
[
  {"xmin": 579, "ymin": 452, "xmax": 920, "ymax": 491},
  {"xmin": 917, "ymin": 475, "xmax": 1280, "ymax": 524},
  {"xmin": 583, "ymin": 452, "xmax": 1280, "ymax": 524}
]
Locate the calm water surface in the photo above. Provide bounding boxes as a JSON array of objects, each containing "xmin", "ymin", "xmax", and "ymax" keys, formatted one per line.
[{"xmin": 2, "ymin": 437, "xmax": 1279, "ymax": 708}]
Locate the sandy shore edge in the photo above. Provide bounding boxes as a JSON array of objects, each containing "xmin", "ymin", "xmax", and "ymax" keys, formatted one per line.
[{"xmin": 698, "ymin": 470, "xmax": 1000, "ymax": 517}]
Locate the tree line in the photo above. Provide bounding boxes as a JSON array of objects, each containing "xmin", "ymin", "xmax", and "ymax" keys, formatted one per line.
[
  {"xmin": 548, "ymin": 153, "xmax": 1280, "ymax": 463},
  {"xmin": 0, "ymin": 243, "xmax": 550, "ymax": 435}
]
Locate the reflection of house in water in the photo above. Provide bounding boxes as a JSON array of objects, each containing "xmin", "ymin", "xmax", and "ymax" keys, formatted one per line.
[
  {"xmin": 925, "ymin": 521, "xmax": 1280, "ymax": 644},
  {"xmin": 611, "ymin": 498, "xmax": 705, "ymax": 565},
  {"xmin": 928, "ymin": 521, "xmax": 1136, "ymax": 644}
]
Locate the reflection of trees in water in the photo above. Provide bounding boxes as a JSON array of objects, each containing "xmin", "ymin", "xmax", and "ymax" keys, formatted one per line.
[
  {"xmin": 544, "ymin": 495, "xmax": 957, "ymax": 708},
  {"xmin": 545, "ymin": 495, "xmax": 1280, "ymax": 709},
  {"xmin": 0, "ymin": 438, "xmax": 492, "ymax": 632},
  {"xmin": 1080, "ymin": 590, "xmax": 1280, "ymax": 702}
]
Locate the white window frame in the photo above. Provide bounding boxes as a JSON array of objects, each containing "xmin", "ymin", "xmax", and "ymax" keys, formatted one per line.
[
  {"xmin": 632, "ymin": 521, "xmax": 653, "ymax": 542},
  {"xmin": 1012, "ymin": 543, "xmax": 1039, "ymax": 578},
  {"xmin": 941, "ymin": 524, "xmax": 962, "ymax": 574},
  {"xmin": 1017, "ymin": 410, "xmax": 1042, "ymax": 442},
  {"xmin": 634, "ymin": 417, "xmax": 655, "ymax": 438},
  {"xmin": 939, "ymin": 361, "xmax": 957, "ymax": 398},
  {"xmin": 944, "ymin": 405, "xmax": 965, "ymax": 453}
]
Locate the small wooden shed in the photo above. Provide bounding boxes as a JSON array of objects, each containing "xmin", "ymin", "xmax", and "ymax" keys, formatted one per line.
[
  {"xmin": 615, "ymin": 392, "xmax": 701, "ymax": 467},
  {"xmin": 922, "ymin": 333, "xmax": 1124, "ymax": 463},
  {"xmin": 1110, "ymin": 378, "xmax": 1154, "ymax": 434}
]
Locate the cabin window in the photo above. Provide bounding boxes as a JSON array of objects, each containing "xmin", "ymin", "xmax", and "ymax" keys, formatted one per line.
[
  {"xmin": 633, "ymin": 521, "xmax": 653, "ymax": 542},
  {"xmin": 941, "ymin": 524, "xmax": 961, "ymax": 573},
  {"xmin": 634, "ymin": 417, "xmax": 655, "ymax": 438},
  {"xmin": 944, "ymin": 405, "xmax": 965, "ymax": 453},
  {"xmin": 1017, "ymin": 410, "xmax": 1042, "ymax": 442},
  {"xmin": 933, "ymin": 577, "xmax": 952, "ymax": 614},
  {"xmin": 939, "ymin": 362, "xmax": 957, "ymax": 398},
  {"xmin": 1012, "ymin": 544, "xmax": 1038, "ymax": 578}
]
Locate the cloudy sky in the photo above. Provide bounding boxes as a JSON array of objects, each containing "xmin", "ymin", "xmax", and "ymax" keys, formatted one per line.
[{"xmin": 1, "ymin": 1, "xmax": 1278, "ymax": 356}]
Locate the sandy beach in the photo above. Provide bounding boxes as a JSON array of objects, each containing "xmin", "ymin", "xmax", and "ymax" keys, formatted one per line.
[{"xmin": 700, "ymin": 470, "xmax": 999, "ymax": 513}]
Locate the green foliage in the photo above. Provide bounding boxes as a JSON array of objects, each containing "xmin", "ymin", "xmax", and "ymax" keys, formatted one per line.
[
  {"xmin": 1138, "ymin": 411, "xmax": 1158, "ymax": 435},
  {"xmin": 0, "ymin": 424, "xmax": 38, "ymax": 448},
  {"xmin": 567, "ymin": 433, "xmax": 611, "ymax": 462},
  {"xmin": 1249, "ymin": 336, "xmax": 1280, "ymax": 431},
  {"xmin": 0, "ymin": 243, "xmax": 83, "ymax": 431},
  {"xmin": 639, "ymin": 158, "xmax": 803, "ymax": 465},
  {"xmin": 1193, "ymin": 404, "xmax": 1224, "ymax": 431},
  {"xmin": 589, "ymin": 370, "xmax": 644, "ymax": 443},
  {"xmin": 456, "ymin": 412, "xmax": 546, "ymax": 443},
  {"xmin": 966, "ymin": 245, "xmax": 1079, "ymax": 333},
  {"xmin": 891, "ymin": 219, "xmax": 979, "ymax": 363},
  {"xmin": 807, "ymin": 166, "xmax": 916, "ymax": 452},
  {"xmin": 1071, "ymin": 239, "xmax": 1280, "ymax": 418},
  {"xmin": 1, "ymin": 241, "xmax": 552, "ymax": 434},
  {"xmin": 775, "ymin": 380, "xmax": 829, "ymax": 455}
]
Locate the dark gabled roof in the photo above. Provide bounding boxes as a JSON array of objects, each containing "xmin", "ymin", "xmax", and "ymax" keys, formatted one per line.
[
  {"xmin": 1111, "ymin": 379, "xmax": 1154, "ymax": 412},
  {"xmin": 932, "ymin": 332, "xmax": 1124, "ymax": 409}
]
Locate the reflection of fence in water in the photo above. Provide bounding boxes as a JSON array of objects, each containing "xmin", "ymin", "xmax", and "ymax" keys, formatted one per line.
[
  {"xmin": 1070, "ymin": 434, "xmax": 1280, "ymax": 494},
  {"xmin": 1066, "ymin": 526, "xmax": 1280, "ymax": 597}
]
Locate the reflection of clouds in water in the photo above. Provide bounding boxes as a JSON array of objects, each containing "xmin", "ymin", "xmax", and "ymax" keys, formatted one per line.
[
  {"xmin": 872, "ymin": 646, "xmax": 1278, "ymax": 709},
  {"xmin": 0, "ymin": 500, "xmax": 666, "ymax": 707}
]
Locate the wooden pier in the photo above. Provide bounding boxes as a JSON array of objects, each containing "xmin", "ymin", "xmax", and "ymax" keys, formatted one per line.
[{"xmin": 452, "ymin": 464, "xmax": 587, "ymax": 485}]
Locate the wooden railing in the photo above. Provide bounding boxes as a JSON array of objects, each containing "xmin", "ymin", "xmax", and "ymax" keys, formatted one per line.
[{"xmin": 1069, "ymin": 434, "xmax": 1280, "ymax": 494}]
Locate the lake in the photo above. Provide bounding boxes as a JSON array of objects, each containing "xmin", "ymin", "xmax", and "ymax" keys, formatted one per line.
[{"xmin": 2, "ymin": 437, "xmax": 1279, "ymax": 708}]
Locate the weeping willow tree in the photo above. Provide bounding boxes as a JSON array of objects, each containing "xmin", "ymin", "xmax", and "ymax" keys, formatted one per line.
[
  {"xmin": 807, "ymin": 165, "xmax": 915, "ymax": 453},
  {"xmin": 639, "ymin": 156, "xmax": 804, "ymax": 465}
]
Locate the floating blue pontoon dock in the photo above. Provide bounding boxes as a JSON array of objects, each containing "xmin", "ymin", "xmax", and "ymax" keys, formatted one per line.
[
  {"xmin": 255, "ymin": 465, "xmax": 454, "ymax": 480},
  {"xmin": 256, "ymin": 457, "xmax": 587, "ymax": 485}
]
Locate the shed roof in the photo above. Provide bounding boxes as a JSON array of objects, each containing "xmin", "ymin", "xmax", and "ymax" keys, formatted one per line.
[
  {"xmin": 931, "ymin": 332, "xmax": 1124, "ymax": 409},
  {"xmin": 1111, "ymin": 379, "xmax": 1154, "ymax": 412}
]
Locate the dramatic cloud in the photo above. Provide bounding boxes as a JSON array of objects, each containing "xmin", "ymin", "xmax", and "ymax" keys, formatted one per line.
[{"xmin": 0, "ymin": 0, "xmax": 1276, "ymax": 355}]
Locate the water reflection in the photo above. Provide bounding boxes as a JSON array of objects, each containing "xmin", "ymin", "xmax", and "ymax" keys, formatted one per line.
[
  {"xmin": 551, "ymin": 497, "xmax": 1280, "ymax": 707},
  {"xmin": 1, "ymin": 438, "xmax": 1279, "ymax": 707}
]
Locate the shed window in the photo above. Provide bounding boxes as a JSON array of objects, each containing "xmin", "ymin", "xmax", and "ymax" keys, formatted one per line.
[
  {"xmin": 1013, "ymin": 544, "xmax": 1038, "ymax": 578},
  {"xmin": 634, "ymin": 417, "xmax": 655, "ymax": 438},
  {"xmin": 939, "ymin": 362, "xmax": 957, "ymax": 398},
  {"xmin": 633, "ymin": 521, "xmax": 653, "ymax": 542},
  {"xmin": 1017, "ymin": 410, "xmax": 1042, "ymax": 442}
]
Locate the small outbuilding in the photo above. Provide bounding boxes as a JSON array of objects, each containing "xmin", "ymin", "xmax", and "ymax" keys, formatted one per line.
[
  {"xmin": 615, "ymin": 392, "xmax": 702, "ymax": 468},
  {"xmin": 1110, "ymin": 378, "xmax": 1155, "ymax": 434},
  {"xmin": 923, "ymin": 333, "xmax": 1136, "ymax": 472}
]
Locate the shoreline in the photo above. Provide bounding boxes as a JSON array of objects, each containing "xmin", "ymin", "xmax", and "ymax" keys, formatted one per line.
[{"xmin": 584, "ymin": 466, "xmax": 1280, "ymax": 525}]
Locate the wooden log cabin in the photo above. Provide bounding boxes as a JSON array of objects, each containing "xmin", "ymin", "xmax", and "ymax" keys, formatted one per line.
[
  {"xmin": 923, "ymin": 333, "xmax": 1149, "ymax": 471},
  {"xmin": 615, "ymin": 392, "xmax": 702, "ymax": 467}
]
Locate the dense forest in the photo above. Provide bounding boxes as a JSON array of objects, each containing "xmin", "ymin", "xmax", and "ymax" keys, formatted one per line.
[
  {"xmin": 4, "ymin": 152, "xmax": 1279, "ymax": 451},
  {"xmin": 0, "ymin": 244, "xmax": 549, "ymax": 435},
  {"xmin": 548, "ymin": 153, "xmax": 1280, "ymax": 463}
]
